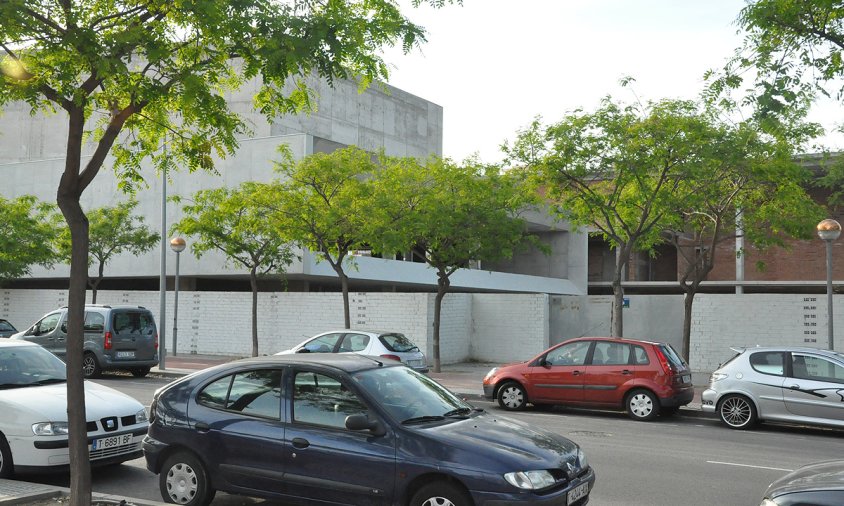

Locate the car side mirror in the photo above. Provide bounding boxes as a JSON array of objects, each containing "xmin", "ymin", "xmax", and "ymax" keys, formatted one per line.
[
  {"xmin": 345, "ymin": 414, "xmax": 385, "ymax": 436},
  {"xmin": 538, "ymin": 357, "xmax": 550, "ymax": 367},
  {"xmin": 296, "ymin": 348, "xmax": 310, "ymax": 354}
]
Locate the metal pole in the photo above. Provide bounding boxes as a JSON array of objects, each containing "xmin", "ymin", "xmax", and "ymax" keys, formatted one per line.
[
  {"xmin": 827, "ymin": 239, "xmax": 835, "ymax": 351},
  {"xmin": 158, "ymin": 166, "xmax": 167, "ymax": 370},
  {"xmin": 173, "ymin": 251, "xmax": 180, "ymax": 356}
]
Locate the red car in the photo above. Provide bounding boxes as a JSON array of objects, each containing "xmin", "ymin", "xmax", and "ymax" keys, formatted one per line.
[{"xmin": 482, "ymin": 337, "xmax": 694, "ymax": 421}]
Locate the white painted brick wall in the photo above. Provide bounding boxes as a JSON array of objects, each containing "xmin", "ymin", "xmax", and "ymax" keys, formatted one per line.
[
  {"xmin": 433, "ymin": 293, "xmax": 472, "ymax": 364},
  {"xmin": 470, "ymin": 294, "xmax": 549, "ymax": 362}
]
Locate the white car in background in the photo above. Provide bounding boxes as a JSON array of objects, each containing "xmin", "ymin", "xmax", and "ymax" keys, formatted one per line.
[
  {"xmin": 0, "ymin": 340, "xmax": 148, "ymax": 476},
  {"xmin": 277, "ymin": 330, "xmax": 429, "ymax": 372}
]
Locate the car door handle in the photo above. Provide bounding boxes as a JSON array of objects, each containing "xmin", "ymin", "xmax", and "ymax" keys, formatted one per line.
[
  {"xmin": 622, "ymin": 370, "xmax": 633, "ymax": 375},
  {"xmin": 194, "ymin": 422, "xmax": 210, "ymax": 433},
  {"xmin": 572, "ymin": 370, "xmax": 582, "ymax": 376},
  {"xmin": 292, "ymin": 438, "xmax": 310, "ymax": 449},
  {"xmin": 789, "ymin": 384, "xmax": 801, "ymax": 390}
]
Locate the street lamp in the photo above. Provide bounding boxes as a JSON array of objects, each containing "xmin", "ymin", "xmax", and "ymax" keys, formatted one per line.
[
  {"xmin": 170, "ymin": 236, "xmax": 187, "ymax": 357},
  {"xmin": 817, "ymin": 219, "xmax": 841, "ymax": 351}
]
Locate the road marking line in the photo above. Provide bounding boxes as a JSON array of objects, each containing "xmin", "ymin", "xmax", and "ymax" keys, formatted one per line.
[{"xmin": 707, "ymin": 461, "xmax": 793, "ymax": 472}]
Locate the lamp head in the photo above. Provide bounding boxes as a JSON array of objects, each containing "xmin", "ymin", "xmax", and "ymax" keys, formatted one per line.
[{"xmin": 170, "ymin": 236, "xmax": 187, "ymax": 253}]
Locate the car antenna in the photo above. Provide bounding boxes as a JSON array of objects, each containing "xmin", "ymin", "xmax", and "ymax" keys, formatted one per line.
[{"xmin": 362, "ymin": 355, "xmax": 385, "ymax": 367}]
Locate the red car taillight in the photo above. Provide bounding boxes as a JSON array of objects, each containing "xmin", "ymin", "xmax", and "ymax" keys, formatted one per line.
[
  {"xmin": 654, "ymin": 346, "xmax": 674, "ymax": 375},
  {"xmin": 104, "ymin": 331, "xmax": 112, "ymax": 350},
  {"xmin": 380, "ymin": 354, "xmax": 401, "ymax": 362}
]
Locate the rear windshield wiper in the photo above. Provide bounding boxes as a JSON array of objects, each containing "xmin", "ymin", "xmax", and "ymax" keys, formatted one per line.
[{"xmin": 401, "ymin": 415, "xmax": 446, "ymax": 425}]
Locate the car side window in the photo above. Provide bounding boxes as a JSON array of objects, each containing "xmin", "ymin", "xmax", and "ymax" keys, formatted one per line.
[
  {"xmin": 545, "ymin": 341, "xmax": 591, "ymax": 366},
  {"xmin": 197, "ymin": 369, "xmax": 283, "ymax": 419},
  {"xmin": 33, "ymin": 313, "xmax": 61, "ymax": 335},
  {"xmin": 633, "ymin": 345, "xmax": 649, "ymax": 365},
  {"xmin": 292, "ymin": 372, "xmax": 368, "ymax": 429},
  {"xmin": 341, "ymin": 334, "xmax": 370, "ymax": 352},
  {"xmin": 591, "ymin": 342, "xmax": 631, "ymax": 366},
  {"xmin": 84, "ymin": 312, "xmax": 105, "ymax": 332},
  {"xmin": 749, "ymin": 352, "xmax": 784, "ymax": 376},
  {"xmin": 791, "ymin": 354, "xmax": 844, "ymax": 384},
  {"xmin": 303, "ymin": 334, "xmax": 342, "ymax": 353}
]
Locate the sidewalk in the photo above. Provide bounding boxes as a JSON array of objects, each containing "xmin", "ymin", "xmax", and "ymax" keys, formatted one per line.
[{"xmin": 0, "ymin": 355, "xmax": 709, "ymax": 504}]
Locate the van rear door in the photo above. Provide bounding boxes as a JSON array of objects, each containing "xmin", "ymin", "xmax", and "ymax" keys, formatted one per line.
[{"xmin": 110, "ymin": 310, "xmax": 158, "ymax": 361}]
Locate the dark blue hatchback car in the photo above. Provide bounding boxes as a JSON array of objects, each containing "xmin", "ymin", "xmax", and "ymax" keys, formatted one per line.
[{"xmin": 143, "ymin": 354, "xmax": 595, "ymax": 506}]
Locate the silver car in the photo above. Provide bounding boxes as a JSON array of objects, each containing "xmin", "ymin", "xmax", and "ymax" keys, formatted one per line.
[
  {"xmin": 702, "ymin": 346, "xmax": 844, "ymax": 430},
  {"xmin": 277, "ymin": 329, "xmax": 429, "ymax": 372}
]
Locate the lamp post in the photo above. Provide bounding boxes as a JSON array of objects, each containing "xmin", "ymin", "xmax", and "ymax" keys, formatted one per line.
[
  {"xmin": 818, "ymin": 219, "xmax": 841, "ymax": 351},
  {"xmin": 170, "ymin": 237, "xmax": 187, "ymax": 357}
]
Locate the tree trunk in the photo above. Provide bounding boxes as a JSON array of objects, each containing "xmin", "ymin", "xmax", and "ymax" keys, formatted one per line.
[
  {"xmin": 330, "ymin": 260, "xmax": 351, "ymax": 329},
  {"xmin": 682, "ymin": 289, "xmax": 696, "ymax": 362},
  {"xmin": 57, "ymin": 107, "xmax": 92, "ymax": 505},
  {"xmin": 432, "ymin": 269, "xmax": 450, "ymax": 373},
  {"xmin": 611, "ymin": 245, "xmax": 628, "ymax": 337},
  {"xmin": 90, "ymin": 260, "xmax": 105, "ymax": 304},
  {"xmin": 250, "ymin": 267, "xmax": 259, "ymax": 357}
]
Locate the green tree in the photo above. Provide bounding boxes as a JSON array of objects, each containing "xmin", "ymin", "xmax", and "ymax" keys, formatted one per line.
[
  {"xmin": 0, "ymin": 1, "xmax": 455, "ymax": 501},
  {"xmin": 506, "ymin": 98, "xmax": 711, "ymax": 338},
  {"xmin": 662, "ymin": 119, "xmax": 824, "ymax": 361},
  {"xmin": 55, "ymin": 201, "xmax": 159, "ymax": 303},
  {"xmin": 0, "ymin": 195, "xmax": 57, "ymax": 283},
  {"xmin": 270, "ymin": 146, "xmax": 378, "ymax": 329},
  {"xmin": 173, "ymin": 183, "xmax": 295, "ymax": 357},
  {"xmin": 375, "ymin": 157, "xmax": 535, "ymax": 372}
]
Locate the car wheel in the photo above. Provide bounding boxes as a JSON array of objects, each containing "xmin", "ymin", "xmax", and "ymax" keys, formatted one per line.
[
  {"xmin": 497, "ymin": 381, "xmax": 527, "ymax": 411},
  {"xmin": 131, "ymin": 367, "xmax": 151, "ymax": 378},
  {"xmin": 82, "ymin": 352, "xmax": 101, "ymax": 379},
  {"xmin": 160, "ymin": 451, "xmax": 216, "ymax": 506},
  {"xmin": 626, "ymin": 389, "xmax": 659, "ymax": 421},
  {"xmin": 0, "ymin": 435, "xmax": 14, "ymax": 478},
  {"xmin": 718, "ymin": 394, "xmax": 757, "ymax": 430},
  {"xmin": 410, "ymin": 481, "xmax": 473, "ymax": 506}
]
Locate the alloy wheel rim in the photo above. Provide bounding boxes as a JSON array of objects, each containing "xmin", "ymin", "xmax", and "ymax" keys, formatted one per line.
[
  {"xmin": 82, "ymin": 357, "xmax": 95, "ymax": 376},
  {"xmin": 166, "ymin": 462, "xmax": 198, "ymax": 504},
  {"xmin": 630, "ymin": 393, "xmax": 653, "ymax": 417},
  {"xmin": 502, "ymin": 387, "xmax": 523, "ymax": 408},
  {"xmin": 721, "ymin": 397, "xmax": 750, "ymax": 427},
  {"xmin": 421, "ymin": 497, "xmax": 456, "ymax": 506}
]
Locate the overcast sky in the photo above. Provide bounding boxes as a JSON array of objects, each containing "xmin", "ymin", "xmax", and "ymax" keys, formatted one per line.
[{"xmin": 382, "ymin": 0, "xmax": 843, "ymax": 163}]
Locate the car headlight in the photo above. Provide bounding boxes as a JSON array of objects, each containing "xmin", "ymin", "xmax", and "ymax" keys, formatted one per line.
[
  {"xmin": 483, "ymin": 367, "xmax": 499, "ymax": 381},
  {"xmin": 760, "ymin": 499, "xmax": 779, "ymax": 506},
  {"xmin": 135, "ymin": 408, "xmax": 148, "ymax": 424},
  {"xmin": 504, "ymin": 470, "xmax": 556, "ymax": 490},
  {"xmin": 710, "ymin": 372, "xmax": 729, "ymax": 383},
  {"xmin": 577, "ymin": 448, "xmax": 588, "ymax": 471},
  {"xmin": 32, "ymin": 422, "xmax": 69, "ymax": 436}
]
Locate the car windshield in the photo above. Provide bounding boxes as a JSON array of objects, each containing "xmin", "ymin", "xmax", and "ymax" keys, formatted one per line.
[
  {"xmin": 0, "ymin": 346, "xmax": 66, "ymax": 388},
  {"xmin": 659, "ymin": 344, "xmax": 687, "ymax": 369},
  {"xmin": 0, "ymin": 321, "xmax": 14, "ymax": 332},
  {"xmin": 352, "ymin": 366, "xmax": 473, "ymax": 424},
  {"xmin": 379, "ymin": 334, "xmax": 419, "ymax": 353}
]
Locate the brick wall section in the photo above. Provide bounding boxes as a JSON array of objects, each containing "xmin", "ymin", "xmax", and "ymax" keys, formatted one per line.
[
  {"xmin": 470, "ymin": 294, "xmax": 549, "ymax": 362},
  {"xmin": 431, "ymin": 294, "xmax": 472, "ymax": 364}
]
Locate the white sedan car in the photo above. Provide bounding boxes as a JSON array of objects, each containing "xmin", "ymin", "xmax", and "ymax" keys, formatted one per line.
[
  {"xmin": 0, "ymin": 340, "xmax": 148, "ymax": 476},
  {"xmin": 277, "ymin": 330, "xmax": 428, "ymax": 372}
]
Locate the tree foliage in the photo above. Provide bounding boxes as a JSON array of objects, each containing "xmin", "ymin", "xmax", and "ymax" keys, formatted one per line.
[
  {"xmin": 55, "ymin": 200, "xmax": 159, "ymax": 303},
  {"xmin": 269, "ymin": 146, "xmax": 378, "ymax": 329},
  {"xmin": 505, "ymin": 98, "xmax": 712, "ymax": 338},
  {"xmin": 173, "ymin": 183, "xmax": 295, "ymax": 357},
  {"xmin": 0, "ymin": 0, "xmax": 456, "ymax": 501},
  {"xmin": 374, "ymin": 156, "xmax": 536, "ymax": 372},
  {"xmin": 0, "ymin": 195, "xmax": 57, "ymax": 283}
]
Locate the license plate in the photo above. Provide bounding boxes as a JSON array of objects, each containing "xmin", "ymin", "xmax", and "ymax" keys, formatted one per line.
[
  {"xmin": 407, "ymin": 360, "xmax": 421, "ymax": 367},
  {"xmin": 567, "ymin": 482, "xmax": 589, "ymax": 505},
  {"xmin": 91, "ymin": 433, "xmax": 133, "ymax": 450},
  {"xmin": 682, "ymin": 375, "xmax": 691, "ymax": 384},
  {"xmin": 116, "ymin": 351, "xmax": 135, "ymax": 359}
]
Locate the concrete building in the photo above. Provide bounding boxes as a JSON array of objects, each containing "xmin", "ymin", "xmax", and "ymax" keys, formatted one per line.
[{"xmin": 0, "ymin": 76, "xmax": 587, "ymax": 298}]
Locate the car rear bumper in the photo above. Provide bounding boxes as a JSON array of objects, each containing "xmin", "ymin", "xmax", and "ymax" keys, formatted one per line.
[{"xmin": 659, "ymin": 386, "xmax": 694, "ymax": 408}]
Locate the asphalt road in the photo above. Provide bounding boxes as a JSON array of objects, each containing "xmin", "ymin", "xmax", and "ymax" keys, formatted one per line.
[{"xmin": 19, "ymin": 374, "xmax": 844, "ymax": 506}]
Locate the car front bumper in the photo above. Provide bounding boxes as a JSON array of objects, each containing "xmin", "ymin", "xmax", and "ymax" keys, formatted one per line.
[
  {"xmin": 700, "ymin": 388, "xmax": 717, "ymax": 413},
  {"xmin": 472, "ymin": 466, "xmax": 595, "ymax": 505},
  {"xmin": 8, "ymin": 428, "xmax": 146, "ymax": 472}
]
